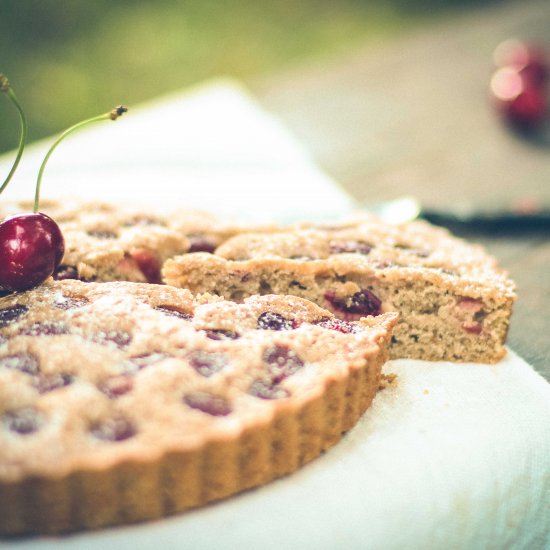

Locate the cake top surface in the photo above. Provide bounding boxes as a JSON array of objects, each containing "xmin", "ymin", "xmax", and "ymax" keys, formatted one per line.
[
  {"xmin": 207, "ymin": 222, "xmax": 516, "ymax": 298},
  {"xmin": 0, "ymin": 280, "xmax": 396, "ymax": 482},
  {"xmin": 0, "ymin": 199, "xmax": 277, "ymax": 251}
]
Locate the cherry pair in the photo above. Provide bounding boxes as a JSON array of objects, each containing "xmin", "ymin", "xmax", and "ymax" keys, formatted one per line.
[
  {"xmin": 0, "ymin": 73, "xmax": 126, "ymax": 291},
  {"xmin": 490, "ymin": 39, "xmax": 549, "ymax": 129}
]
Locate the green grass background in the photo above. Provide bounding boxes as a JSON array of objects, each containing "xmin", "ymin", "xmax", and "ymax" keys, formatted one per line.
[{"xmin": 0, "ymin": 0, "xmax": 501, "ymax": 155}]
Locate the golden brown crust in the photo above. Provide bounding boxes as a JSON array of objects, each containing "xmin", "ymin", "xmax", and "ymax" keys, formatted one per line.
[{"xmin": 0, "ymin": 281, "xmax": 396, "ymax": 535}]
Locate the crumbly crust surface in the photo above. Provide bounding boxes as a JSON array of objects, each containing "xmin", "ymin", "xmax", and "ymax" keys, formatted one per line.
[
  {"xmin": 163, "ymin": 221, "xmax": 516, "ymax": 363},
  {"xmin": 0, "ymin": 200, "xmax": 276, "ymax": 286},
  {"xmin": 0, "ymin": 280, "xmax": 396, "ymax": 535}
]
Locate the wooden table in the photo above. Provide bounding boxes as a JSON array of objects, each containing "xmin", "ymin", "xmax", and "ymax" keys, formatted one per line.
[{"xmin": 254, "ymin": 0, "xmax": 550, "ymax": 380}]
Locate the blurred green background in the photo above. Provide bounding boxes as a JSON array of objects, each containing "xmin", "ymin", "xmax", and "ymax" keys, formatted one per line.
[{"xmin": 0, "ymin": 0, "xmax": 501, "ymax": 155}]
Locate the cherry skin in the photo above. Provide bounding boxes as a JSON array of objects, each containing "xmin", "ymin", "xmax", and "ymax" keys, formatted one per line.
[
  {"xmin": 0, "ymin": 212, "xmax": 65, "ymax": 291},
  {"xmin": 494, "ymin": 39, "xmax": 548, "ymax": 87},
  {"xmin": 505, "ymin": 87, "xmax": 547, "ymax": 128},
  {"xmin": 490, "ymin": 67, "xmax": 547, "ymax": 129}
]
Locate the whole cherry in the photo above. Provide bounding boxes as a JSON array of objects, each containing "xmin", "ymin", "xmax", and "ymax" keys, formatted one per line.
[
  {"xmin": 490, "ymin": 67, "xmax": 547, "ymax": 129},
  {"xmin": 0, "ymin": 212, "xmax": 64, "ymax": 291},
  {"xmin": 490, "ymin": 40, "xmax": 549, "ymax": 130},
  {"xmin": 0, "ymin": 73, "xmax": 127, "ymax": 291},
  {"xmin": 493, "ymin": 39, "xmax": 548, "ymax": 87}
]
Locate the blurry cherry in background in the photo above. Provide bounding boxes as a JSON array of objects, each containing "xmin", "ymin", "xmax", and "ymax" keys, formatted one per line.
[{"xmin": 490, "ymin": 39, "xmax": 549, "ymax": 131}]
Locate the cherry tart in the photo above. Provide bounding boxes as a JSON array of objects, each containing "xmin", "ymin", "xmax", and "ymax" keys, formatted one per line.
[
  {"xmin": 0, "ymin": 280, "xmax": 396, "ymax": 535},
  {"xmin": 163, "ymin": 219, "xmax": 516, "ymax": 363}
]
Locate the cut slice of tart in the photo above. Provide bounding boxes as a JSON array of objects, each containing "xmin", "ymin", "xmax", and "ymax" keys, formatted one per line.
[{"xmin": 163, "ymin": 219, "xmax": 516, "ymax": 363}]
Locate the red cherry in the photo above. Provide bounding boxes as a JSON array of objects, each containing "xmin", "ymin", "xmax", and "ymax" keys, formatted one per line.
[
  {"xmin": 490, "ymin": 67, "xmax": 547, "ymax": 128},
  {"xmin": 0, "ymin": 212, "xmax": 64, "ymax": 291},
  {"xmin": 494, "ymin": 39, "xmax": 548, "ymax": 87},
  {"xmin": 129, "ymin": 248, "xmax": 161, "ymax": 284},
  {"xmin": 520, "ymin": 62, "xmax": 549, "ymax": 89},
  {"xmin": 505, "ymin": 87, "xmax": 547, "ymax": 127},
  {"xmin": 491, "ymin": 67, "xmax": 523, "ymax": 104},
  {"xmin": 1, "ymin": 75, "xmax": 126, "ymax": 293}
]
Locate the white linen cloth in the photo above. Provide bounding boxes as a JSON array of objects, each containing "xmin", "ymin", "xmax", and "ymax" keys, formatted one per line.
[
  {"xmin": 0, "ymin": 79, "xmax": 549, "ymax": 550},
  {"xmin": 0, "ymin": 78, "xmax": 354, "ymax": 221}
]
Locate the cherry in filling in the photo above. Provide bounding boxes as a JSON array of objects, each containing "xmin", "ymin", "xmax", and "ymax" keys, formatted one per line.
[
  {"xmin": 183, "ymin": 392, "xmax": 232, "ymax": 416},
  {"xmin": 463, "ymin": 322, "xmax": 483, "ymax": 335},
  {"xmin": 314, "ymin": 317, "xmax": 360, "ymax": 334},
  {"xmin": 128, "ymin": 352, "xmax": 168, "ymax": 369},
  {"xmin": 19, "ymin": 321, "xmax": 69, "ymax": 336},
  {"xmin": 53, "ymin": 295, "xmax": 90, "ymax": 310},
  {"xmin": 324, "ymin": 289, "xmax": 382, "ymax": 318},
  {"xmin": 116, "ymin": 250, "xmax": 161, "ymax": 284},
  {"xmin": 248, "ymin": 379, "xmax": 289, "ymax": 400},
  {"xmin": 129, "ymin": 249, "xmax": 161, "ymax": 284},
  {"xmin": 90, "ymin": 416, "xmax": 136, "ymax": 441},
  {"xmin": 2, "ymin": 407, "xmax": 43, "ymax": 435},
  {"xmin": 188, "ymin": 350, "xmax": 228, "ymax": 377},
  {"xmin": 187, "ymin": 235, "xmax": 217, "ymax": 254},
  {"xmin": 91, "ymin": 330, "xmax": 132, "ymax": 349},
  {"xmin": 99, "ymin": 374, "xmax": 134, "ymax": 399},
  {"xmin": 329, "ymin": 240, "xmax": 372, "ymax": 255},
  {"xmin": 35, "ymin": 372, "xmax": 74, "ymax": 394},
  {"xmin": 87, "ymin": 229, "xmax": 118, "ymax": 239},
  {"xmin": 0, "ymin": 304, "xmax": 29, "ymax": 328},
  {"xmin": 263, "ymin": 344, "xmax": 304, "ymax": 383},
  {"xmin": 122, "ymin": 215, "xmax": 167, "ymax": 227},
  {"xmin": 204, "ymin": 329, "xmax": 240, "ymax": 341},
  {"xmin": 0, "ymin": 352, "xmax": 40, "ymax": 375},
  {"xmin": 257, "ymin": 312, "xmax": 294, "ymax": 331}
]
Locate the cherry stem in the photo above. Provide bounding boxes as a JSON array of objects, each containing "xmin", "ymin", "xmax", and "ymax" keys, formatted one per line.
[
  {"xmin": 0, "ymin": 74, "xmax": 27, "ymax": 196},
  {"xmin": 34, "ymin": 105, "xmax": 127, "ymax": 212}
]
